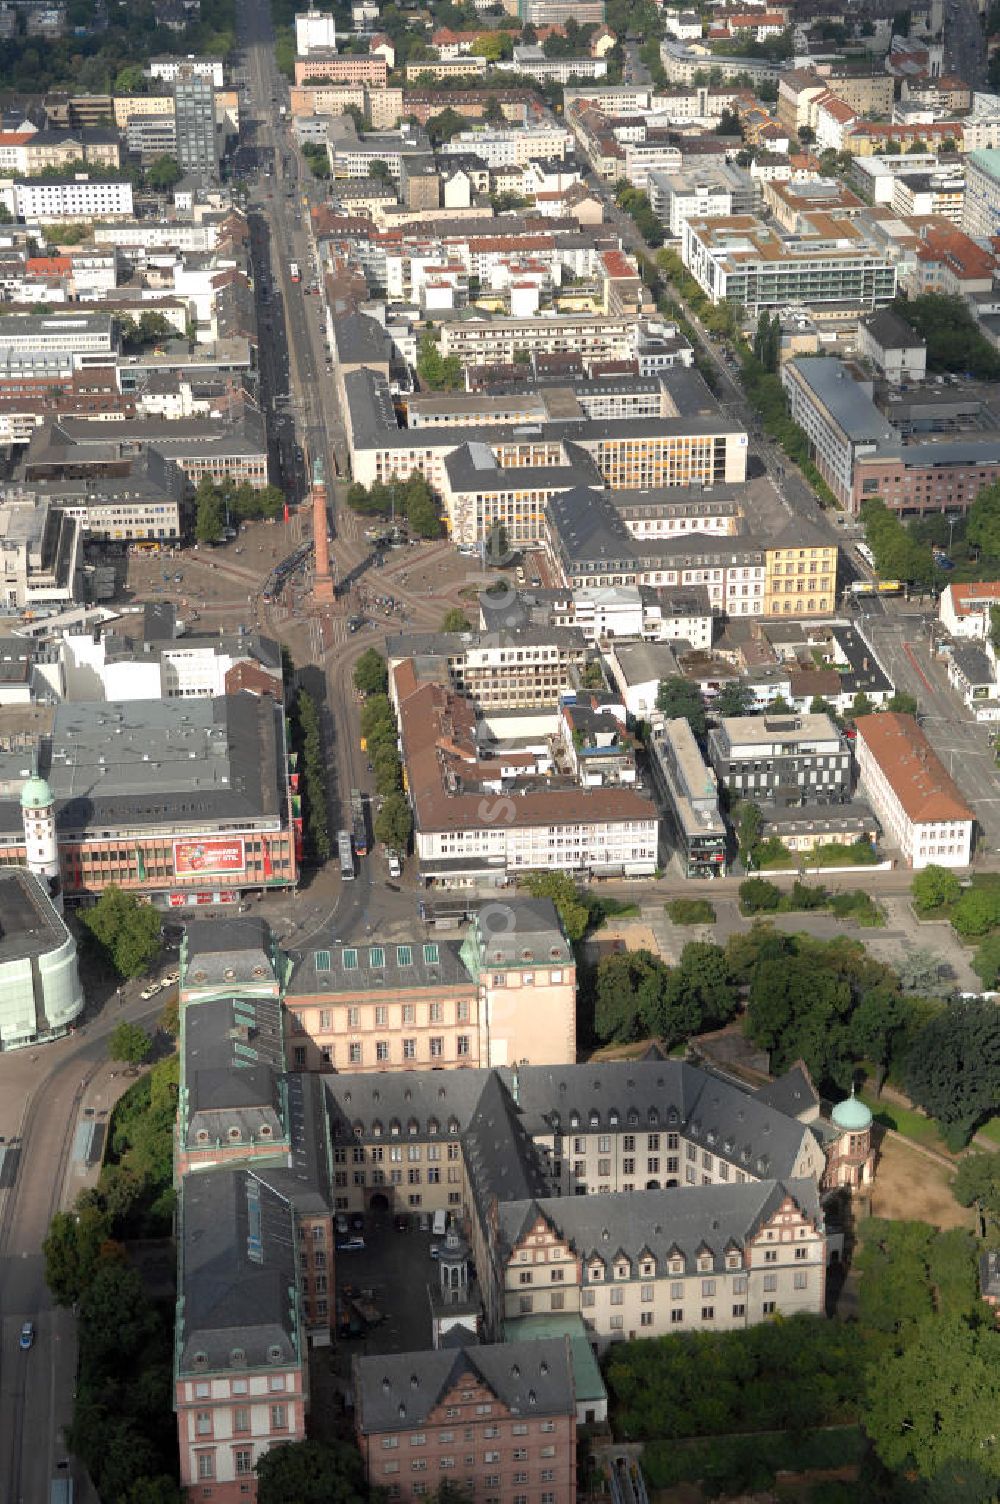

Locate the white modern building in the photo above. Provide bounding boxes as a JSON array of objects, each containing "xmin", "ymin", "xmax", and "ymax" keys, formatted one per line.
[
  {"xmin": 0, "ymin": 865, "xmax": 84, "ymax": 1049},
  {"xmin": 13, "ymin": 177, "xmax": 134, "ymax": 222},
  {"xmin": 295, "ymin": 8, "xmax": 337, "ymax": 54}
]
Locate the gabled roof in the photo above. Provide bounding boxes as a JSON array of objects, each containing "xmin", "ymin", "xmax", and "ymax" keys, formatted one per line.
[
  {"xmin": 855, "ymin": 712, "xmax": 974, "ymax": 824},
  {"xmin": 354, "ymin": 1339, "xmax": 575, "ymax": 1433}
]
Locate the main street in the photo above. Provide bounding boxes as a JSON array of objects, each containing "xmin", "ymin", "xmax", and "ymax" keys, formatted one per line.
[{"xmin": 0, "ymin": 994, "xmax": 162, "ymax": 1504}]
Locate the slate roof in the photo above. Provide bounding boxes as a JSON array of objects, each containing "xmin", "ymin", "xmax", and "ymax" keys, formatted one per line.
[
  {"xmin": 176, "ymin": 1166, "xmax": 301, "ymax": 1376},
  {"xmin": 354, "ymin": 1339, "xmax": 575, "ymax": 1433},
  {"xmin": 495, "ymin": 1178, "xmax": 822, "ymax": 1272},
  {"xmin": 182, "ymin": 993, "xmax": 285, "ymax": 1147},
  {"xmin": 511, "ymin": 1059, "xmax": 818, "ymax": 1181},
  {"xmin": 183, "ymin": 917, "xmax": 277, "ymax": 989}
]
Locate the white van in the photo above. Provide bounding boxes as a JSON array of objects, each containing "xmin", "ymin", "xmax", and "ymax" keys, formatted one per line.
[{"xmin": 432, "ymin": 1209, "xmax": 448, "ymax": 1237}]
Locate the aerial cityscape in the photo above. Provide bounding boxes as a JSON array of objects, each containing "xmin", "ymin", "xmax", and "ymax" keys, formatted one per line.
[{"xmin": 5, "ymin": 0, "xmax": 1000, "ymax": 1498}]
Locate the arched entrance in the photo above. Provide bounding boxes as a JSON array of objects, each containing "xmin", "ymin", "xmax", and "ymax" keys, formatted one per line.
[
  {"xmin": 645, "ymin": 1179, "xmax": 660, "ymax": 1190},
  {"xmin": 369, "ymin": 1192, "xmax": 389, "ymax": 1212}
]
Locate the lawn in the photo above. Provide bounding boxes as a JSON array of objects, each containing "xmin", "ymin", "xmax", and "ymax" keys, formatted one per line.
[
  {"xmin": 860, "ymin": 1092, "xmax": 952, "ymax": 1155},
  {"xmin": 976, "ymin": 1116, "xmax": 1000, "ymax": 1146}
]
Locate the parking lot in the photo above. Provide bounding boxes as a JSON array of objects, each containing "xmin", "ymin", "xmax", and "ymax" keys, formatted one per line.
[{"xmin": 333, "ymin": 1210, "xmax": 468, "ymax": 1369}]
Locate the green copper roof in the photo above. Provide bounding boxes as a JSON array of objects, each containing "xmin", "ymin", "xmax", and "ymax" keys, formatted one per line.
[
  {"xmin": 20, "ymin": 776, "xmax": 53, "ymax": 811},
  {"xmin": 832, "ymin": 1087, "xmax": 872, "ymax": 1132}
]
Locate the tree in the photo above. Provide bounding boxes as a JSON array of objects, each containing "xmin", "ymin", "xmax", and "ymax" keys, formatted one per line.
[
  {"xmin": 145, "ymin": 154, "xmax": 181, "ymax": 192},
  {"xmin": 951, "ymin": 886, "xmax": 1000, "ymax": 938},
  {"xmin": 256, "ymin": 1439, "xmax": 367, "ymax": 1504},
  {"xmin": 82, "ymin": 886, "xmax": 161, "ymax": 978},
  {"xmin": 906, "ymin": 997, "xmax": 1000, "ymax": 1145},
  {"xmin": 973, "ymin": 933, "xmax": 1000, "ymax": 989},
  {"xmin": 887, "ymin": 691, "xmax": 919, "ymax": 716},
  {"xmin": 194, "ymin": 477, "xmax": 224, "ymax": 544},
  {"xmin": 374, "ymin": 792, "xmax": 412, "ymax": 851},
  {"xmin": 442, "ymin": 607, "xmax": 471, "ymax": 632},
  {"xmin": 968, "ymin": 480, "xmax": 1000, "ymax": 559},
  {"xmin": 369, "ymin": 158, "xmax": 391, "ymax": 181},
  {"xmin": 896, "ymin": 946, "xmax": 944, "ymax": 994},
  {"xmin": 521, "ymin": 871, "xmax": 591, "ymax": 943},
  {"xmin": 373, "ymin": 746, "xmax": 402, "ymax": 794},
  {"xmin": 952, "ymin": 1152, "xmax": 1000, "ymax": 1225},
  {"xmin": 715, "ymin": 681, "xmax": 755, "ymax": 718},
  {"xmin": 734, "ymin": 801, "xmax": 763, "ymax": 868},
  {"xmin": 353, "ymin": 648, "xmax": 388, "ymax": 697},
  {"xmin": 594, "ymin": 949, "xmax": 671, "ymax": 1043},
  {"xmin": 403, "ymin": 483, "xmax": 441, "ymax": 540},
  {"xmin": 656, "ymin": 676, "xmax": 706, "ymax": 738},
  {"xmin": 417, "ymin": 331, "xmax": 463, "ymax": 392},
  {"xmin": 911, "ymin": 864, "xmax": 961, "ymax": 912},
  {"xmin": 739, "ymin": 876, "xmax": 781, "ymax": 913},
  {"xmin": 109, "ymin": 1022, "xmax": 152, "ymax": 1068},
  {"xmin": 43, "ymin": 1197, "xmax": 113, "ymax": 1306},
  {"xmin": 866, "ymin": 1315, "xmax": 1000, "ymax": 1481}
]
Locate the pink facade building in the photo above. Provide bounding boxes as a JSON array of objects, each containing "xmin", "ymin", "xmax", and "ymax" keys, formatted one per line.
[{"xmin": 354, "ymin": 1341, "xmax": 577, "ymax": 1504}]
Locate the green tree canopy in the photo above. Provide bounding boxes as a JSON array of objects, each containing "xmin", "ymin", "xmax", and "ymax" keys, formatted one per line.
[
  {"xmin": 353, "ymin": 648, "xmax": 388, "ymax": 697},
  {"xmin": 417, "ymin": 331, "xmax": 463, "ymax": 391},
  {"xmin": 108, "ymin": 1022, "xmax": 152, "ymax": 1067},
  {"xmin": 906, "ymin": 997, "xmax": 1000, "ymax": 1145},
  {"xmin": 442, "ymin": 607, "xmax": 471, "ymax": 632},
  {"xmin": 145, "ymin": 154, "xmax": 181, "ymax": 192},
  {"xmin": 256, "ymin": 1439, "xmax": 368, "ymax": 1504},
  {"xmin": 656, "ymin": 676, "xmax": 706, "ymax": 737},
  {"xmin": 82, "ymin": 886, "xmax": 161, "ymax": 978},
  {"xmin": 715, "ymin": 681, "xmax": 755, "ymax": 718},
  {"xmin": 911, "ymin": 863, "xmax": 961, "ymax": 913},
  {"xmin": 374, "ymin": 792, "xmax": 413, "ymax": 852}
]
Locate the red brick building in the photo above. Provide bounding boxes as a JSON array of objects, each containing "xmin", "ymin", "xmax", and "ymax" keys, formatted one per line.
[{"xmin": 354, "ymin": 1341, "xmax": 577, "ymax": 1504}]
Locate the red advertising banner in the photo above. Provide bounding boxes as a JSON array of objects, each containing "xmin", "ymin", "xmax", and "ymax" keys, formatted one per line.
[{"xmin": 172, "ymin": 837, "xmax": 246, "ymax": 877}]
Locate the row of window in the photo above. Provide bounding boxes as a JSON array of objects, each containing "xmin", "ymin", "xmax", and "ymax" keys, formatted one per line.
[{"xmin": 195, "ymin": 1404, "xmax": 287, "ymax": 1438}]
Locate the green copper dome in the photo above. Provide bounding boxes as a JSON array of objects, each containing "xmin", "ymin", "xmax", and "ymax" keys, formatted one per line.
[
  {"xmin": 832, "ymin": 1086, "xmax": 872, "ymax": 1133},
  {"xmin": 20, "ymin": 776, "xmax": 53, "ymax": 811}
]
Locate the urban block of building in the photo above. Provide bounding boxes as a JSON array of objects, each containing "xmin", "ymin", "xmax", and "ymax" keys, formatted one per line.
[{"xmin": 853, "ymin": 711, "xmax": 974, "ymax": 868}]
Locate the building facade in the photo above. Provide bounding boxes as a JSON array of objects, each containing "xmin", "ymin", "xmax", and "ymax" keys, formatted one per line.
[
  {"xmin": 853, "ymin": 712, "xmax": 974, "ymax": 868},
  {"xmin": 708, "ymin": 712, "xmax": 852, "ymax": 807}
]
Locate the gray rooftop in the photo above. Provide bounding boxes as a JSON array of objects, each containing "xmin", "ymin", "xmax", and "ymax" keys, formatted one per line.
[
  {"xmin": 176, "ymin": 1166, "xmax": 301, "ymax": 1377},
  {"xmin": 0, "ymin": 867, "xmax": 70, "ymax": 964},
  {"xmin": 0, "ymin": 694, "xmax": 284, "ymax": 839},
  {"xmin": 862, "ymin": 307, "xmax": 925, "ymax": 351},
  {"xmin": 787, "ymin": 358, "xmax": 897, "ymax": 445},
  {"xmin": 182, "ymin": 993, "xmax": 285, "ymax": 1147},
  {"xmin": 286, "ymin": 934, "xmax": 471, "ymax": 997},
  {"xmin": 496, "ymin": 1178, "xmax": 821, "ymax": 1271},
  {"xmin": 354, "ymin": 1339, "xmax": 575, "ymax": 1433}
]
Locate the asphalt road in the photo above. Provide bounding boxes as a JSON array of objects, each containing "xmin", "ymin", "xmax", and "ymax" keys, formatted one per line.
[{"xmin": 0, "ymin": 995, "xmax": 161, "ymax": 1504}]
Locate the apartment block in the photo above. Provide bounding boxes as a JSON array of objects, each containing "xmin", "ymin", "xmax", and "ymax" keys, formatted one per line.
[
  {"xmin": 293, "ymin": 53, "xmax": 387, "ymax": 85},
  {"xmin": 393, "ymin": 660, "xmax": 659, "ymax": 887},
  {"xmin": 681, "ymin": 214, "xmax": 897, "ymax": 315},
  {"xmin": 962, "ymin": 149, "xmax": 1000, "ymax": 238},
  {"xmin": 763, "ymin": 520, "xmax": 839, "ymax": 618},
  {"xmin": 853, "ymin": 712, "xmax": 974, "ymax": 868},
  {"xmin": 648, "ymin": 717, "xmax": 727, "ymax": 878},
  {"xmin": 707, "ymin": 711, "xmax": 852, "ymax": 807},
  {"xmin": 354, "ymin": 1342, "xmax": 577, "ymax": 1504},
  {"xmin": 13, "ymin": 178, "xmax": 134, "ymax": 222}
]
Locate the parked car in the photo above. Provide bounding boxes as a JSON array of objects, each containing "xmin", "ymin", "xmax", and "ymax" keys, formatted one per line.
[
  {"xmin": 19, "ymin": 1322, "xmax": 34, "ymax": 1350},
  {"xmin": 140, "ymin": 982, "xmax": 161, "ymax": 1000},
  {"xmin": 337, "ymin": 1236, "xmax": 365, "ymax": 1253},
  {"xmin": 394, "ymin": 1213, "xmax": 409, "ymax": 1232},
  {"xmin": 335, "ymin": 1212, "xmax": 349, "ymax": 1235}
]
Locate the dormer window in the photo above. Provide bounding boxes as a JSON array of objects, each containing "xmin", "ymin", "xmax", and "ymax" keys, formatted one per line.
[
  {"xmin": 230, "ymin": 1347, "xmax": 246, "ymax": 1366},
  {"xmin": 227, "ymin": 1127, "xmax": 242, "ymax": 1142},
  {"xmin": 267, "ymin": 1344, "xmax": 283, "ymax": 1364}
]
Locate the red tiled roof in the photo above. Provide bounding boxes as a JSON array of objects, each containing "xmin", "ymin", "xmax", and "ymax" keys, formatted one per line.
[{"xmin": 855, "ymin": 712, "xmax": 973, "ymax": 824}]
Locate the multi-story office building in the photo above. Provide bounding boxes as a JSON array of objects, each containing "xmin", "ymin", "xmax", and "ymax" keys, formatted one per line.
[
  {"xmin": 681, "ymin": 214, "xmax": 897, "ymax": 314},
  {"xmin": 707, "ymin": 711, "xmax": 852, "ymax": 807},
  {"xmin": 283, "ymin": 899, "xmax": 577, "ymax": 1073},
  {"xmin": 126, "ymin": 112, "xmax": 178, "ymax": 160},
  {"xmin": 342, "ymin": 370, "xmax": 747, "ymax": 504},
  {"xmin": 294, "ymin": 53, "xmax": 388, "ymax": 85},
  {"xmin": 449, "ymin": 125, "xmax": 573, "ymax": 168},
  {"xmin": 780, "ymin": 357, "xmax": 897, "ymax": 511},
  {"xmin": 386, "ymin": 625, "xmax": 588, "ymax": 710},
  {"xmin": 173, "ymin": 69, "xmax": 219, "ymax": 179},
  {"xmin": 23, "ymin": 412, "xmax": 269, "ymax": 492},
  {"xmin": 962, "ymin": 148, "xmax": 1000, "ymax": 238},
  {"xmin": 354, "ymin": 1343, "xmax": 577, "ymax": 1504},
  {"xmin": 648, "ymin": 718, "xmax": 727, "ymax": 878},
  {"xmin": 295, "ymin": 7, "xmax": 336, "ymax": 52},
  {"xmin": 0, "ymin": 495, "xmax": 80, "ymax": 610},
  {"xmin": 12, "ymin": 178, "xmax": 133, "ymax": 222},
  {"xmin": 854, "ymin": 712, "xmax": 974, "ymax": 868}
]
